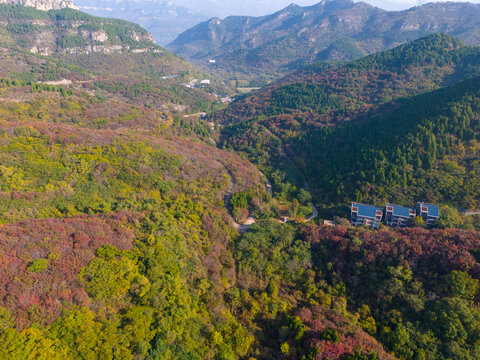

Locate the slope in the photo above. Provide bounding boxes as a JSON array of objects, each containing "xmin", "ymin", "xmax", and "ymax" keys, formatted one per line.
[
  {"xmin": 168, "ymin": 0, "xmax": 480, "ymax": 84},
  {"xmin": 217, "ymin": 34, "xmax": 480, "ymax": 126},
  {"xmin": 0, "ymin": 4, "xmax": 222, "ymax": 112},
  {"xmin": 217, "ymin": 34, "xmax": 480, "ymax": 210},
  {"xmin": 0, "ymin": 57, "xmax": 273, "ymax": 358},
  {"xmin": 299, "ymin": 76, "xmax": 480, "ymax": 207},
  {"xmin": 0, "ymin": 39, "xmax": 394, "ymax": 360}
]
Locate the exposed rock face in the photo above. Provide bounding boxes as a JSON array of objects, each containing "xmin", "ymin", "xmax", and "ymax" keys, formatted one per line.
[
  {"xmin": 0, "ymin": 0, "xmax": 77, "ymax": 11},
  {"xmin": 0, "ymin": 3, "xmax": 159, "ymax": 56},
  {"xmin": 80, "ymin": 30, "xmax": 108, "ymax": 42}
]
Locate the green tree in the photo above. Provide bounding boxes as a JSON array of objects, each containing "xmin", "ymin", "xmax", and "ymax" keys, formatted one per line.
[
  {"xmin": 47, "ymin": 308, "xmax": 133, "ymax": 360},
  {"xmin": 444, "ymin": 271, "xmax": 480, "ymax": 301}
]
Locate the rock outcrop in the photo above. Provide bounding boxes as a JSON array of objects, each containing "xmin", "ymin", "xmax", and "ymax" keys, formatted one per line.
[{"xmin": 0, "ymin": 0, "xmax": 77, "ymax": 11}]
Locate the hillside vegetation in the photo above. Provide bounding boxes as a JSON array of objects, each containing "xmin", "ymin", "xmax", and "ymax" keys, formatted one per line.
[
  {"xmin": 0, "ymin": 71, "xmax": 274, "ymax": 359},
  {"xmin": 218, "ymin": 34, "xmax": 480, "ymax": 212},
  {"xmin": 0, "ymin": 4, "xmax": 223, "ymax": 113},
  {"xmin": 3, "ymin": 4, "xmax": 480, "ymax": 360}
]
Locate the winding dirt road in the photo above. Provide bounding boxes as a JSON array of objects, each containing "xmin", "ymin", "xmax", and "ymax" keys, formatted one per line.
[{"xmin": 208, "ymin": 127, "xmax": 315, "ymax": 234}]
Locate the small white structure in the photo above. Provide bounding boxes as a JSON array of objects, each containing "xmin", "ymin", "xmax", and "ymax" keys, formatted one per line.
[
  {"xmin": 200, "ymin": 79, "xmax": 211, "ymax": 85},
  {"xmin": 209, "ymin": 59, "xmax": 216, "ymax": 64}
]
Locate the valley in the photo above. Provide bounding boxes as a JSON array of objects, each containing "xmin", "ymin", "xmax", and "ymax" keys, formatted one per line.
[{"xmin": 1, "ymin": 1, "xmax": 480, "ymax": 360}]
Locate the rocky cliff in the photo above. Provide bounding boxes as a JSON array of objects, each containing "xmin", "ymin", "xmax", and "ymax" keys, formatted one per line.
[
  {"xmin": 0, "ymin": 4, "xmax": 158, "ymax": 56},
  {"xmin": 0, "ymin": 0, "xmax": 77, "ymax": 10}
]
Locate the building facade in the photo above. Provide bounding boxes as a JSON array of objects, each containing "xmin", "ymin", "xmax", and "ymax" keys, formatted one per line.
[
  {"xmin": 417, "ymin": 202, "xmax": 440, "ymax": 227},
  {"xmin": 351, "ymin": 203, "xmax": 383, "ymax": 229},
  {"xmin": 386, "ymin": 204, "xmax": 416, "ymax": 227}
]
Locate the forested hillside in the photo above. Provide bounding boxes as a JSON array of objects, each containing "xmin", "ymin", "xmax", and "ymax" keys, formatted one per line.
[
  {"xmin": 216, "ymin": 34, "xmax": 480, "ymax": 127},
  {"xmin": 218, "ymin": 34, "xmax": 480, "ymax": 213},
  {"xmin": 0, "ymin": 38, "xmax": 394, "ymax": 360},
  {"xmin": 3, "ymin": 3, "xmax": 480, "ymax": 360},
  {"xmin": 0, "ymin": 4, "xmax": 223, "ymax": 112},
  {"xmin": 0, "ymin": 68, "xmax": 272, "ymax": 359},
  {"xmin": 298, "ymin": 76, "xmax": 480, "ymax": 207}
]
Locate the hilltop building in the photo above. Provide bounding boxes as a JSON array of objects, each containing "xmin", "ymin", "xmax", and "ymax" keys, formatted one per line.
[
  {"xmin": 351, "ymin": 203, "xmax": 383, "ymax": 229},
  {"xmin": 417, "ymin": 202, "xmax": 440, "ymax": 227},
  {"xmin": 386, "ymin": 204, "xmax": 416, "ymax": 228}
]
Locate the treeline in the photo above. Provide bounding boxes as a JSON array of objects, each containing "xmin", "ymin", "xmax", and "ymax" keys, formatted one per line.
[
  {"xmin": 56, "ymin": 35, "xmax": 88, "ymax": 49},
  {"xmin": 267, "ymin": 82, "xmax": 342, "ymax": 115},
  {"xmin": 6, "ymin": 22, "xmax": 42, "ymax": 33},
  {"xmin": 350, "ymin": 33, "xmax": 474, "ymax": 71},
  {"xmin": 0, "ymin": 78, "xmax": 74, "ymax": 95}
]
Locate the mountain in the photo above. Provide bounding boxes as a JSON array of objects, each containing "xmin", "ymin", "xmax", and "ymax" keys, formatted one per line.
[
  {"xmin": 74, "ymin": 0, "xmax": 209, "ymax": 45},
  {"xmin": 0, "ymin": 60, "xmax": 270, "ymax": 359},
  {"xmin": 0, "ymin": 6, "xmax": 272, "ymax": 360},
  {"xmin": 0, "ymin": 4, "xmax": 155, "ymax": 56},
  {"xmin": 2, "ymin": 4, "xmax": 480, "ymax": 360},
  {"xmin": 173, "ymin": 0, "xmax": 328, "ymax": 18},
  {"xmin": 168, "ymin": 0, "xmax": 480, "ymax": 84},
  {"xmin": 216, "ymin": 34, "xmax": 480, "ymax": 126},
  {"xmin": 0, "ymin": 4, "xmax": 223, "ymax": 112},
  {"xmin": 216, "ymin": 34, "xmax": 480, "ymax": 209},
  {"xmin": 0, "ymin": 0, "xmax": 76, "ymax": 10}
]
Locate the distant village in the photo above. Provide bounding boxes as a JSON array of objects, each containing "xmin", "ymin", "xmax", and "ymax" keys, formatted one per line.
[{"xmin": 351, "ymin": 202, "xmax": 440, "ymax": 229}]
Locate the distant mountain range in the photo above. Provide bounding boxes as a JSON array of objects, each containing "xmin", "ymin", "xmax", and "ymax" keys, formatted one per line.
[
  {"xmin": 74, "ymin": 0, "xmax": 209, "ymax": 45},
  {"xmin": 168, "ymin": 0, "xmax": 480, "ymax": 83},
  {"xmin": 72, "ymin": 0, "xmax": 330, "ymax": 46}
]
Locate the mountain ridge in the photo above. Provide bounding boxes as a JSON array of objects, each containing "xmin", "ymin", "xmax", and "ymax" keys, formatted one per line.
[
  {"xmin": 0, "ymin": 4, "xmax": 223, "ymax": 113},
  {"xmin": 168, "ymin": 1, "xmax": 480, "ymax": 84},
  {"xmin": 0, "ymin": 0, "xmax": 76, "ymax": 10}
]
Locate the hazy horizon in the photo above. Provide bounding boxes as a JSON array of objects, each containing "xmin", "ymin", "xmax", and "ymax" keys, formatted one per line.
[
  {"xmin": 73, "ymin": 0, "xmax": 480, "ymax": 44},
  {"xmin": 168, "ymin": 0, "xmax": 480, "ymax": 17}
]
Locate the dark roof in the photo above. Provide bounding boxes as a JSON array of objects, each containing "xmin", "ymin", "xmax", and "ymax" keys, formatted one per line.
[
  {"xmin": 352, "ymin": 203, "xmax": 383, "ymax": 219},
  {"xmin": 418, "ymin": 202, "xmax": 440, "ymax": 217},
  {"xmin": 387, "ymin": 204, "xmax": 415, "ymax": 217}
]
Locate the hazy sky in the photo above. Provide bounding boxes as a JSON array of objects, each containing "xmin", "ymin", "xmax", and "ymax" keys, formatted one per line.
[
  {"xmin": 173, "ymin": 0, "xmax": 480, "ymax": 17},
  {"xmin": 362, "ymin": 0, "xmax": 480, "ymax": 10}
]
